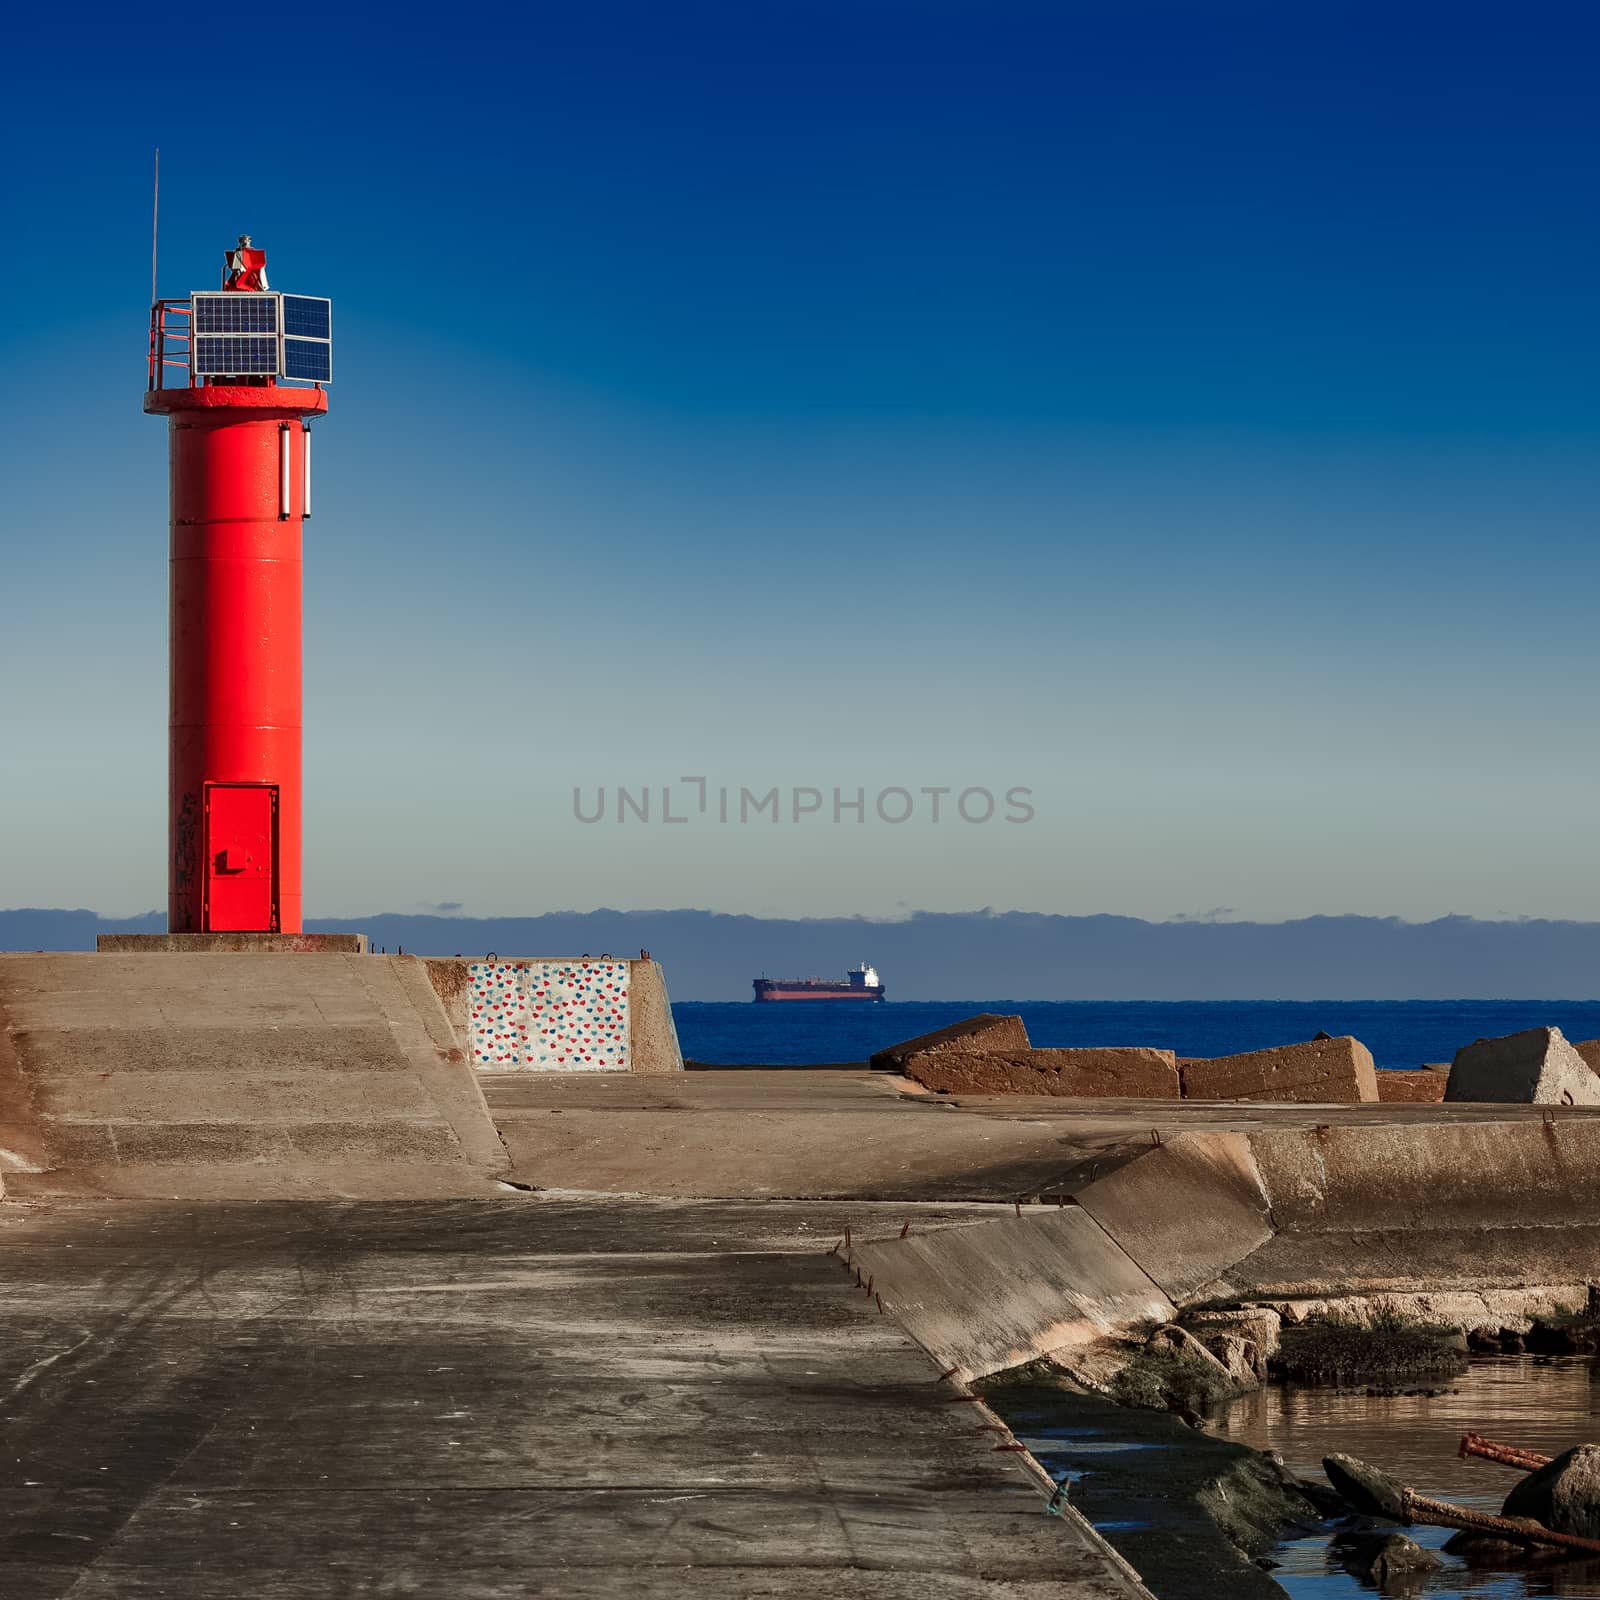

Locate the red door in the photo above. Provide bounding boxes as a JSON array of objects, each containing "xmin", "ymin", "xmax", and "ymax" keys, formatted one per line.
[{"xmin": 204, "ymin": 784, "xmax": 278, "ymax": 932}]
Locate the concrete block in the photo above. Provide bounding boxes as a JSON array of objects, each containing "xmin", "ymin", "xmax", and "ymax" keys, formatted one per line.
[
  {"xmin": 847, "ymin": 1207, "xmax": 1174, "ymax": 1381},
  {"xmin": 0, "ymin": 952, "xmax": 507, "ymax": 1198},
  {"xmin": 1444, "ymin": 1027, "xmax": 1600, "ymax": 1106},
  {"xmin": 869, "ymin": 1013, "xmax": 1029, "ymax": 1073},
  {"xmin": 904, "ymin": 1047, "xmax": 1178, "ymax": 1098},
  {"xmin": 1180, "ymin": 1036, "xmax": 1378, "ymax": 1104},
  {"xmin": 1573, "ymin": 1039, "xmax": 1600, "ymax": 1077},
  {"xmin": 1375, "ymin": 1069, "xmax": 1446, "ymax": 1103},
  {"xmin": 1068, "ymin": 1132, "xmax": 1272, "ymax": 1301},
  {"xmin": 425, "ymin": 956, "xmax": 683, "ymax": 1073}
]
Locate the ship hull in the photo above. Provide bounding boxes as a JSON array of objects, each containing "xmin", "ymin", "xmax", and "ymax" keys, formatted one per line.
[{"xmin": 752, "ymin": 984, "xmax": 887, "ymax": 1003}]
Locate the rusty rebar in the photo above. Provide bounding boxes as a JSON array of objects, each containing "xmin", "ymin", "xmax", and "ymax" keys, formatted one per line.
[
  {"xmin": 1459, "ymin": 1431, "xmax": 1550, "ymax": 1472},
  {"xmin": 1401, "ymin": 1488, "xmax": 1600, "ymax": 1557}
]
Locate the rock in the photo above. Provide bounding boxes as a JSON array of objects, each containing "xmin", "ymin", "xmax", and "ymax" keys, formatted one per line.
[
  {"xmin": 1444, "ymin": 1026, "xmax": 1600, "ymax": 1106},
  {"xmin": 1322, "ymin": 1453, "xmax": 1407, "ymax": 1520},
  {"xmin": 1443, "ymin": 1523, "xmax": 1545, "ymax": 1562},
  {"xmin": 1334, "ymin": 1530, "xmax": 1442, "ymax": 1583},
  {"xmin": 902, "ymin": 1046, "xmax": 1179, "ymax": 1098},
  {"xmin": 1180, "ymin": 1036, "xmax": 1379, "ymax": 1104},
  {"xmin": 869, "ymin": 1013, "xmax": 1028, "ymax": 1074},
  {"xmin": 1199, "ymin": 1331, "xmax": 1263, "ymax": 1386},
  {"xmin": 1146, "ymin": 1323, "xmax": 1237, "ymax": 1383},
  {"xmin": 1185, "ymin": 1306, "xmax": 1283, "ymax": 1361},
  {"xmin": 1503, "ymin": 1442, "xmax": 1600, "ymax": 1538},
  {"xmin": 1374, "ymin": 1069, "xmax": 1447, "ymax": 1103}
]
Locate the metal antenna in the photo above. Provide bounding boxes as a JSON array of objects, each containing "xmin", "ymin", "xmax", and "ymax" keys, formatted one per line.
[{"xmin": 150, "ymin": 149, "xmax": 160, "ymax": 305}]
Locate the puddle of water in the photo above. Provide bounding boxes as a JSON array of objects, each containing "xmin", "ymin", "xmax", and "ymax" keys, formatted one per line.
[{"xmin": 1214, "ymin": 1356, "xmax": 1600, "ymax": 1598}]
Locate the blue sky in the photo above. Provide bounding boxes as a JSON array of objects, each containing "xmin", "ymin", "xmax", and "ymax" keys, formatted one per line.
[{"xmin": 2, "ymin": 1, "xmax": 1597, "ymax": 923}]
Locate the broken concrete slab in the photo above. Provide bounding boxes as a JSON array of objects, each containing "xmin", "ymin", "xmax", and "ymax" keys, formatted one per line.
[
  {"xmin": 1184, "ymin": 1306, "xmax": 1282, "ymax": 1362},
  {"xmin": 1068, "ymin": 1132, "xmax": 1272, "ymax": 1302},
  {"xmin": 847, "ymin": 1206, "xmax": 1175, "ymax": 1382},
  {"xmin": 1445, "ymin": 1027, "xmax": 1600, "ymax": 1107},
  {"xmin": 869, "ymin": 1013, "xmax": 1029, "ymax": 1073},
  {"xmin": 1180, "ymin": 1037, "xmax": 1378, "ymax": 1104},
  {"xmin": 904, "ymin": 1047, "xmax": 1179, "ymax": 1099},
  {"xmin": 1375, "ymin": 1069, "xmax": 1446, "ymax": 1103}
]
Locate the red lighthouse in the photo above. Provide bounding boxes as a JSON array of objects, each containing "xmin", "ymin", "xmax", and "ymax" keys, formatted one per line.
[{"xmin": 146, "ymin": 238, "xmax": 332, "ymax": 934}]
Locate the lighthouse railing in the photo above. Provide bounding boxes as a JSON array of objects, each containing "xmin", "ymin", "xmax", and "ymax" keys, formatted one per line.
[{"xmin": 147, "ymin": 299, "xmax": 193, "ymax": 392}]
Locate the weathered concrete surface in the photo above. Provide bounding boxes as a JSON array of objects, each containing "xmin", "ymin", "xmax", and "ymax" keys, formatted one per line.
[
  {"xmin": 1199, "ymin": 1120, "xmax": 1600, "ymax": 1300},
  {"xmin": 487, "ymin": 1069, "xmax": 1125, "ymax": 1200},
  {"xmin": 0, "ymin": 1198, "xmax": 1151, "ymax": 1600},
  {"xmin": 0, "ymin": 954, "xmax": 507, "ymax": 1198},
  {"xmin": 1375, "ymin": 1069, "xmax": 1446, "ymax": 1103},
  {"xmin": 847, "ymin": 1206, "xmax": 1175, "ymax": 1381},
  {"xmin": 905, "ymin": 1048, "xmax": 1179, "ymax": 1100},
  {"xmin": 1446, "ymin": 1026, "xmax": 1600, "ymax": 1106},
  {"xmin": 1068, "ymin": 1132, "xmax": 1272, "ymax": 1301},
  {"xmin": 95, "ymin": 932, "xmax": 370, "ymax": 953},
  {"xmin": 1575, "ymin": 1039, "xmax": 1600, "ymax": 1076},
  {"xmin": 1180, "ymin": 1036, "xmax": 1378, "ymax": 1104},
  {"xmin": 485, "ymin": 1068, "xmax": 1600, "ymax": 1202},
  {"xmin": 869, "ymin": 1013, "xmax": 1029, "ymax": 1073}
]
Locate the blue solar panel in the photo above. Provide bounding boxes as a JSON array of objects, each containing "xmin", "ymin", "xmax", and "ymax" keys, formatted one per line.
[
  {"xmin": 194, "ymin": 335, "xmax": 279, "ymax": 376},
  {"xmin": 281, "ymin": 296, "xmax": 330, "ymax": 340},
  {"xmin": 193, "ymin": 294, "xmax": 278, "ymax": 334},
  {"xmin": 283, "ymin": 338, "xmax": 331, "ymax": 382}
]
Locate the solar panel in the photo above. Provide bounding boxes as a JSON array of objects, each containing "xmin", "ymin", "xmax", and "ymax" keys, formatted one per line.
[
  {"xmin": 281, "ymin": 296, "xmax": 331, "ymax": 340},
  {"xmin": 282, "ymin": 338, "xmax": 332, "ymax": 382},
  {"xmin": 194, "ymin": 335, "xmax": 280, "ymax": 377},
  {"xmin": 192, "ymin": 293, "xmax": 278, "ymax": 334}
]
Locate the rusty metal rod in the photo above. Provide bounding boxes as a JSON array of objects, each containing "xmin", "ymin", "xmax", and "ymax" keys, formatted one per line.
[
  {"xmin": 1459, "ymin": 1431, "xmax": 1550, "ymax": 1472},
  {"xmin": 1401, "ymin": 1489, "xmax": 1600, "ymax": 1557}
]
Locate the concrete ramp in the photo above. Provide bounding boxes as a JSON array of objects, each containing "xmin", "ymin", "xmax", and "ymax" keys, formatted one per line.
[{"xmin": 0, "ymin": 954, "xmax": 510, "ymax": 1198}]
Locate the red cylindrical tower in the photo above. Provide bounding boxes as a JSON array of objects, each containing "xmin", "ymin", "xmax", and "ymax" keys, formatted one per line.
[{"xmin": 145, "ymin": 243, "xmax": 330, "ymax": 934}]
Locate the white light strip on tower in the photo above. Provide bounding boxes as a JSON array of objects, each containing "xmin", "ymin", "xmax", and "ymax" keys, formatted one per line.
[
  {"xmin": 302, "ymin": 424, "xmax": 312, "ymax": 520},
  {"xmin": 279, "ymin": 425, "xmax": 291, "ymax": 521}
]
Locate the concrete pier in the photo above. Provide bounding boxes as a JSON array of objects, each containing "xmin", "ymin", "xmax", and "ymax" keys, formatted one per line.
[
  {"xmin": 7, "ymin": 955, "xmax": 1600, "ymax": 1598},
  {"xmin": 0, "ymin": 1198, "xmax": 1149, "ymax": 1599}
]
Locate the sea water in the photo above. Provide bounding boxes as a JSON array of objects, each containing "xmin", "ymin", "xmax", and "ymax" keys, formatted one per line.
[
  {"xmin": 672, "ymin": 999, "xmax": 1600, "ymax": 1070},
  {"xmin": 1216, "ymin": 1356, "xmax": 1600, "ymax": 1598}
]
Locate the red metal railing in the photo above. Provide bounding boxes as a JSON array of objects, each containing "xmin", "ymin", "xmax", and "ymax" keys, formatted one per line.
[{"xmin": 148, "ymin": 299, "xmax": 193, "ymax": 391}]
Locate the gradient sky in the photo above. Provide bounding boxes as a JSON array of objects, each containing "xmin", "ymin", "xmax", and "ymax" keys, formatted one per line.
[{"xmin": 2, "ymin": 1, "xmax": 1597, "ymax": 923}]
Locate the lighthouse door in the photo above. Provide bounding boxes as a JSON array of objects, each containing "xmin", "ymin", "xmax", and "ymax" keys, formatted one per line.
[{"xmin": 203, "ymin": 784, "xmax": 279, "ymax": 933}]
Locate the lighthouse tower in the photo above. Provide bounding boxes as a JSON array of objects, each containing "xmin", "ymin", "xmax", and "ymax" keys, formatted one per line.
[{"xmin": 146, "ymin": 237, "xmax": 332, "ymax": 934}]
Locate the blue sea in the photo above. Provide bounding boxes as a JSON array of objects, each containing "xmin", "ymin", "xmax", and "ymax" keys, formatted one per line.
[{"xmin": 671, "ymin": 999, "xmax": 1600, "ymax": 1071}]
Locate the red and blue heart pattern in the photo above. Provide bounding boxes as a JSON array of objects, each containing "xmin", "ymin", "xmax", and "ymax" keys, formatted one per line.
[{"xmin": 468, "ymin": 959, "xmax": 630, "ymax": 1070}]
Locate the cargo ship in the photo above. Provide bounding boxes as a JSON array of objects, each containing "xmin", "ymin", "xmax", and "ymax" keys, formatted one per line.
[{"xmin": 752, "ymin": 963, "xmax": 886, "ymax": 1002}]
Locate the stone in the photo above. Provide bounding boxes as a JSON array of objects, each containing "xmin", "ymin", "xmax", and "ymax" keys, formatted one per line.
[
  {"xmin": 1374, "ymin": 1069, "xmax": 1446, "ymax": 1103},
  {"xmin": 1503, "ymin": 1443, "xmax": 1600, "ymax": 1538},
  {"xmin": 1185, "ymin": 1306, "xmax": 1283, "ymax": 1361},
  {"xmin": 1201, "ymin": 1331, "xmax": 1263, "ymax": 1386},
  {"xmin": 1444, "ymin": 1027, "xmax": 1600, "ymax": 1107},
  {"xmin": 870, "ymin": 1013, "xmax": 1029, "ymax": 1073},
  {"xmin": 1146, "ymin": 1322, "xmax": 1236, "ymax": 1384},
  {"xmin": 1180, "ymin": 1036, "xmax": 1378, "ymax": 1104},
  {"xmin": 1334, "ymin": 1530, "xmax": 1442, "ymax": 1583},
  {"xmin": 902, "ymin": 1046, "xmax": 1179, "ymax": 1098}
]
